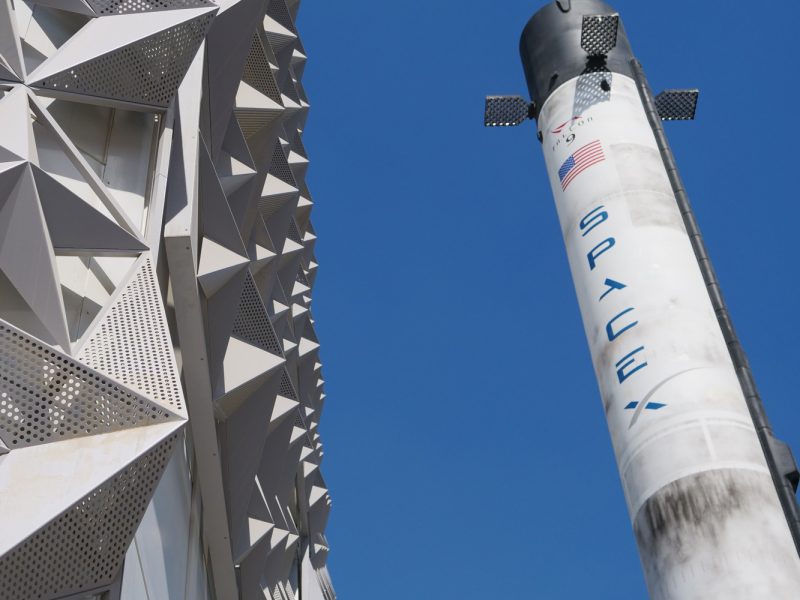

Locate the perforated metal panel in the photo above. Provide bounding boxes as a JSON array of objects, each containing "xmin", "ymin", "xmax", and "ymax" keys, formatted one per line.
[
  {"xmin": 32, "ymin": 13, "xmax": 214, "ymax": 107},
  {"xmin": 86, "ymin": 0, "xmax": 214, "ymax": 14},
  {"xmin": 287, "ymin": 218, "xmax": 302, "ymax": 244},
  {"xmin": 294, "ymin": 409, "xmax": 316, "ymax": 450},
  {"xmin": 0, "ymin": 320, "xmax": 176, "ymax": 449},
  {"xmin": 483, "ymin": 96, "xmax": 531, "ymax": 127},
  {"xmin": 280, "ymin": 369, "xmax": 297, "ymax": 400},
  {"xmin": 270, "ymin": 140, "xmax": 297, "ymax": 186},
  {"xmin": 79, "ymin": 258, "xmax": 185, "ymax": 413},
  {"xmin": 0, "ymin": 0, "xmax": 338, "ymax": 597},
  {"xmin": 0, "ymin": 435, "xmax": 177, "ymax": 600},
  {"xmin": 235, "ymin": 109, "xmax": 283, "ymax": 138},
  {"xmin": 267, "ymin": 0, "xmax": 297, "ymax": 33},
  {"xmin": 296, "ymin": 267, "xmax": 309, "ymax": 286},
  {"xmin": 580, "ymin": 14, "xmax": 619, "ymax": 56},
  {"xmin": 232, "ymin": 273, "xmax": 284, "ymax": 356},
  {"xmin": 655, "ymin": 89, "xmax": 699, "ymax": 121},
  {"xmin": 292, "ymin": 130, "xmax": 308, "ymax": 159},
  {"xmin": 243, "ymin": 32, "xmax": 283, "ymax": 104}
]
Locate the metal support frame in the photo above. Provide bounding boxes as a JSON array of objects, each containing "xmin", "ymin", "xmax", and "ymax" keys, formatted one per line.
[{"xmin": 164, "ymin": 231, "xmax": 240, "ymax": 598}]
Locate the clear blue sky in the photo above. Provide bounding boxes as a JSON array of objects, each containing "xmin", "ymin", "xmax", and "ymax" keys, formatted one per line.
[{"xmin": 297, "ymin": 2, "xmax": 800, "ymax": 598}]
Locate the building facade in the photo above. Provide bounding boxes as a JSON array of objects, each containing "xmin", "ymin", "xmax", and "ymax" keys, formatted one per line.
[{"xmin": 0, "ymin": 1, "xmax": 334, "ymax": 599}]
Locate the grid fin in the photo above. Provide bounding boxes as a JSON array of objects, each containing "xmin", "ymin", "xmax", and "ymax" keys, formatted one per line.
[
  {"xmin": 581, "ymin": 14, "xmax": 619, "ymax": 56},
  {"xmin": 484, "ymin": 96, "xmax": 531, "ymax": 127},
  {"xmin": 655, "ymin": 89, "xmax": 700, "ymax": 121}
]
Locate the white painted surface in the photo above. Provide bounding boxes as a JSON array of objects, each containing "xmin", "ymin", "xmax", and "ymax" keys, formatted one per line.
[
  {"xmin": 537, "ymin": 73, "xmax": 800, "ymax": 598},
  {"xmin": 0, "ymin": 421, "xmax": 182, "ymax": 555}
]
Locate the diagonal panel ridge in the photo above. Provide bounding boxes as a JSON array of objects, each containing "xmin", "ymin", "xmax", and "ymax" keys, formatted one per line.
[
  {"xmin": 87, "ymin": 0, "xmax": 214, "ymax": 15},
  {"xmin": 267, "ymin": 0, "xmax": 297, "ymax": 34},
  {"xmin": 30, "ymin": 11, "xmax": 216, "ymax": 107},
  {"xmin": 0, "ymin": 318, "xmax": 179, "ymax": 449},
  {"xmin": 232, "ymin": 272, "xmax": 284, "ymax": 357},
  {"xmin": 0, "ymin": 163, "xmax": 71, "ymax": 351},
  {"xmin": 269, "ymin": 139, "xmax": 297, "ymax": 187},
  {"xmin": 0, "ymin": 433, "xmax": 178, "ymax": 600},
  {"xmin": 32, "ymin": 167, "xmax": 148, "ymax": 254},
  {"xmin": 78, "ymin": 256, "xmax": 186, "ymax": 415},
  {"xmin": 243, "ymin": 31, "xmax": 283, "ymax": 105}
]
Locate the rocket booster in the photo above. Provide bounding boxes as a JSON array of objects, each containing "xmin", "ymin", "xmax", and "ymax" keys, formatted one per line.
[{"xmin": 509, "ymin": 1, "xmax": 800, "ymax": 596}]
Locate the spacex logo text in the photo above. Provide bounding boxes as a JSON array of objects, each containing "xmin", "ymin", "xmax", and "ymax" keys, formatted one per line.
[{"xmin": 577, "ymin": 205, "xmax": 666, "ymax": 423}]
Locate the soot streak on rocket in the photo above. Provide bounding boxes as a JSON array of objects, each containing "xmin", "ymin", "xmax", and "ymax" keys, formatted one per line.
[{"xmin": 633, "ymin": 469, "xmax": 776, "ymax": 594}]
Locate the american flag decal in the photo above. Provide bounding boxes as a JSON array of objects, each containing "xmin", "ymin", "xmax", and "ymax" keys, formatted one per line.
[{"xmin": 558, "ymin": 140, "xmax": 605, "ymax": 190}]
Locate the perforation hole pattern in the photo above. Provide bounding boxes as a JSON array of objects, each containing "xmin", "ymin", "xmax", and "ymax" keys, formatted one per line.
[
  {"xmin": 243, "ymin": 32, "xmax": 283, "ymax": 105},
  {"xmin": 0, "ymin": 434, "xmax": 176, "ymax": 600},
  {"xmin": 235, "ymin": 109, "xmax": 282, "ymax": 138},
  {"xmin": 87, "ymin": 0, "xmax": 213, "ymax": 13},
  {"xmin": 232, "ymin": 274, "xmax": 283, "ymax": 356},
  {"xmin": 286, "ymin": 583, "xmax": 297, "ymax": 600},
  {"xmin": 267, "ymin": 0, "xmax": 296, "ymax": 33},
  {"xmin": 270, "ymin": 140, "xmax": 296, "ymax": 186},
  {"xmin": 655, "ymin": 90, "xmax": 699, "ymax": 121},
  {"xmin": 79, "ymin": 259, "xmax": 184, "ymax": 412},
  {"xmin": 483, "ymin": 96, "xmax": 529, "ymax": 127},
  {"xmin": 33, "ymin": 13, "xmax": 214, "ymax": 107},
  {"xmin": 580, "ymin": 15, "xmax": 618, "ymax": 56},
  {"xmin": 291, "ymin": 130, "xmax": 307, "ymax": 159},
  {"xmin": 0, "ymin": 322, "xmax": 173, "ymax": 448},
  {"xmin": 287, "ymin": 218, "xmax": 302, "ymax": 244},
  {"xmin": 280, "ymin": 369, "xmax": 297, "ymax": 400}
]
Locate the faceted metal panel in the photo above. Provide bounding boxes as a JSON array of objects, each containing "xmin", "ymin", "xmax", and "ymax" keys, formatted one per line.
[
  {"xmin": 280, "ymin": 369, "xmax": 298, "ymax": 400},
  {"xmin": 270, "ymin": 139, "xmax": 297, "ymax": 186},
  {"xmin": 243, "ymin": 32, "xmax": 283, "ymax": 104},
  {"xmin": 580, "ymin": 14, "xmax": 619, "ymax": 56},
  {"xmin": 267, "ymin": 0, "xmax": 297, "ymax": 34},
  {"xmin": 31, "ymin": 13, "xmax": 215, "ymax": 107},
  {"xmin": 87, "ymin": 0, "xmax": 215, "ymax": 14},
  {"xmin": 0, "ymin": 0, "xmax": 336, "ymax": 597},
  {"xmin": 655, "ymin": 89, "xmax": 700, "ymax": 121},
  {"xmin": 232, "ymin": 273, "xmax": 284, "ymax": 357},
  {"xmin": 0, "ymin": 320, "xmax": 177, "ymax": 449},
  {"xmin": 78, "ymin": 258, "xmax": 186, "ymax": 414},
  {"xmin": 484, "ymin": 95, "xmax": 530, "ymax": 127},
  {"xmin": 287, "ymin": 218, "xmax": 303, "ymax": 244},
  {"xmin": 0, "ymin": 435, "xmax": 177, "ymax": 600}
]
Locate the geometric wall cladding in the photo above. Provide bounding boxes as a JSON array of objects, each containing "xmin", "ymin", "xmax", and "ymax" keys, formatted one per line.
[
  {"xmin": 30, "ymin": 11, "xmax": 216, "ymax": 108},
  {"xmin": 87, "ymin": 1, "xmax": 216, "ymax": 16},
  {"xmin": 0, "ymin": 434, "xmax": 178, "ymax": 600},
  {"xmin": 78, "ymin": 256, "xmax": 186, "ymax": 415},
  {"xmin": 0, "ymin": 318, "xmax": 178, "ymax": 449},
  {"xmin": 0, "ymin": 0, "xmax": 335, "ymax": 598}
]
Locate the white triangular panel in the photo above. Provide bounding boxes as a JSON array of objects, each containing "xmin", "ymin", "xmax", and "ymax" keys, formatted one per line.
[
  {"xmin": 0, "ymin": 425, "xmax": 181, "ymax": 597},
  {"xmin": 29, "ymin": 8, "xmax": 216, "ymax": 107},
  {"xmin": 78, "ymin": 256, "xmax": 186, "ymax": 416}
]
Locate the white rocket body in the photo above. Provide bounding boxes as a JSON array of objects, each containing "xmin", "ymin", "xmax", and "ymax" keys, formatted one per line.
[{"xmin": 537, "ymin": 73, "xmax": 800, "ymax": 598}]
